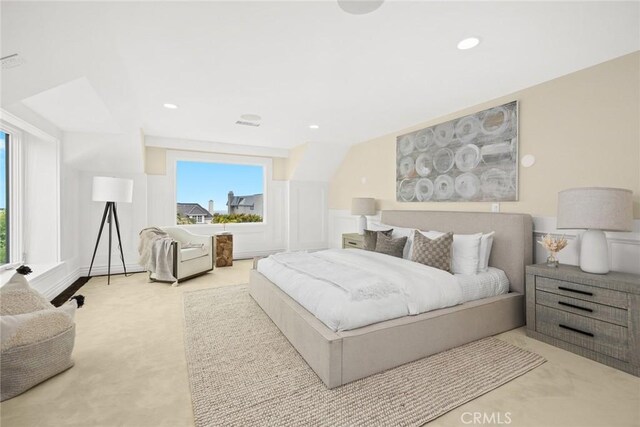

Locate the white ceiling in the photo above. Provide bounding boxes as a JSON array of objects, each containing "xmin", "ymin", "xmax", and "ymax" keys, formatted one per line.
[
  {"xmin": 1, "ymin": 1, "xmax": 638, "ymax": 149},
  {"xmin": 22, "ymin": 77, "xmax": 121, "ymax": 134}
]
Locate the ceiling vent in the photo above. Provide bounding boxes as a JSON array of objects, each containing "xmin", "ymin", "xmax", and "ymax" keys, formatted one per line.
[
  {"xmin": 235, "ymin": 120, "xmax": 260, "ymax": 127},
  {"xmin": 1, "ymin": 54, "xmax": 25, "ymax": 69}
]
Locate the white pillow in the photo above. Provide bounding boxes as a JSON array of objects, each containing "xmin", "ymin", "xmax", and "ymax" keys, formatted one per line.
[
  {"xmin": 416, "ymin": 230, "xmax": 482, "ymax": 275},
  {"xmin": 478, "ymin": 232, "xmax": 495, "ymax": 272},
  {"xmin": 451, "ymin": 233, "xmax": 483, "ymax": 275}
]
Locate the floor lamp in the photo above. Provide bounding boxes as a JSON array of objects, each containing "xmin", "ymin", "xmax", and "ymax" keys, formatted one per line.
[{"xmin": 88, "ymin": 177, "xmax": 134, "ymax": 284}]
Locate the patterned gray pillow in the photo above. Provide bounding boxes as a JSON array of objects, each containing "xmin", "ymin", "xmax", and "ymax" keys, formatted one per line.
[
  {"xmin": 411, "ymin": 231, "xmax": 453, "ymax": 272},
  {"xmin": 374, "ymin": 232, "xmax": 407, "ymax": 258},
  {"xmin": 363, "ymin": 229, "xmax": 393, "ymax": 251}
]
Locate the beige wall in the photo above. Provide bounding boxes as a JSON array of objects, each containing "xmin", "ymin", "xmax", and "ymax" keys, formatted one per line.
[
  {"xmin": 285, "ymin": 143, "xmax": 308, "ymax": 180},
  {"xmin": 145, "ymin": 146, "xmax": 167, "ymax": 175},
  {"xmin": 329, "ymin": 52, "xmax": 640, "ymax": 218}
]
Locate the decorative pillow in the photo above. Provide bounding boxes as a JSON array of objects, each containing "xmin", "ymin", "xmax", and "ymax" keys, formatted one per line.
[
  {"xmin": 375, "ymin": 223, "xmax": 415, "ymax": 259},
  {"xmin": 478, "ymin": 232, "xmax": 495, "ymax": 272},
  {"xmin": 0, "ymin": 273, "xmax": 53, "ymax": 316},
  {"xmin": 374, "ymin": 233, "xmax": 408, "ymax": 258},
  {"xmin": 416, "ymin": 230, "xmax": 483, "ymax": 275},
  {"xmin": 411, "ymin": 231, "xmax": 454, "ymax": 272},
  {"xmin": 363, "ymin": 229, "xmax": 392, "ymax": 251}
]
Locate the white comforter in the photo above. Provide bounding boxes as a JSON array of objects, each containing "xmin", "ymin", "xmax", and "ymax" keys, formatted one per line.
[{"xmin": 257, "ymin": 249, "xmax": 463, "ymax": 332}]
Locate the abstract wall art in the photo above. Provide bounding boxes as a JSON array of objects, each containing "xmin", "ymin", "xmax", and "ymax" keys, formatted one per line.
[{"xmin": 396, "ymin": 101, "xmax": 518, "ymax": 202}]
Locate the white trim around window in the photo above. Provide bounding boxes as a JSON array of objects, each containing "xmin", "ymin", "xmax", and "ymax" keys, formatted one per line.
[
  {"xmin": 0, "ymin": 122, "xmax": 24, "ymax": 266},
  {"xmin": 167, "ymin": 150, "xmax": 272, "ymax": 228}
]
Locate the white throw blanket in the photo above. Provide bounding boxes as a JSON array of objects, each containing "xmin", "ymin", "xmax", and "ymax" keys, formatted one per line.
[
  {"xmin": 138, "ymin": 227, "xmax": 176, "ymax": 282},
  {"xmin": 270, "ymin": 252, "xmax": 401, "ymax": 301}
]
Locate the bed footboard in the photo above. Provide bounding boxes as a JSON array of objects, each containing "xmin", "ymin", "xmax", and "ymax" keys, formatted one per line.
[
  {"xmin": 249, "ymin": 269, "xmax": 524, "ymax": 389},
  {"xmin": 249, "ymin": 269, "xmax": 344, "ymax": 388}
]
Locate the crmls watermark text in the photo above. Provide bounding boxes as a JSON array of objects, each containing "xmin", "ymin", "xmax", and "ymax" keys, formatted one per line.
[{"xmin": 461, "ymin": 412, "xmax": 512, "ymax": 425}]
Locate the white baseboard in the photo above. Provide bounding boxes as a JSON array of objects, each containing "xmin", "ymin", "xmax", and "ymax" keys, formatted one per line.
[
  {"xmin": 43, "ymin": 267, "xmax": 81, "ymax": 300},
  {"xmin": 23, "ymin": 262, "xmax": 82, "ymax": 300}
]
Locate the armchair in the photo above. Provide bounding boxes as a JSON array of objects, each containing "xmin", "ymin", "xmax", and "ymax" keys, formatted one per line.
[{"xmin": 161, "ymin": 227, "xmax": 215, "ymax": 283}]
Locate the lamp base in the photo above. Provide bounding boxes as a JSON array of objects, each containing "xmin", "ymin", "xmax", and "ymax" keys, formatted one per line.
[
  {"xmin": 579, "ymin": 229, "xmax": 609, "ymax": 274},
  {"xmin": 356, "ymin": 215, "xmax": 367, "ymax": 235}
]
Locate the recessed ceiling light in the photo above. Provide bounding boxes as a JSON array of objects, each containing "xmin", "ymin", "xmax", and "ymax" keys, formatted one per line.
[
  {"xmin": 457, "ymin": 37, "xmax": 480, "ymax": 50},
  {"xmin": 309, "ymin": 125, "xmax": 319, "ymax": 129},
  {"xmin": 240, "ymin": 113, "xmax": 261, "ymax": 122},
  {"xmin": 163, "ymin": 103, "xmax": 178, "ymax": 109},
  {"xmin": 338, "ymin": 0, "xmax": 384, "ymax": 15}
]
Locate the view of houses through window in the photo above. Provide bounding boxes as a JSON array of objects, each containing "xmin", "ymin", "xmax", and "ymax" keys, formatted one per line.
[
  {"xmin": 0, "ymin": 131, "xmax": 8, "ymax": 264},
  {"xmin": 176, "ymin": 161, "xmax": 264, "ymax": 224}
]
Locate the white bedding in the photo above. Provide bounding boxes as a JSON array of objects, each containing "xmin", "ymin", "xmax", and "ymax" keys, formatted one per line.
[
  {"xmin": 456, "ymin": 267, "xmax": 509, "ymax": 303},
  {"xmin": 257, "ymin": 249, "xmax": 510, "ymax": 332}
]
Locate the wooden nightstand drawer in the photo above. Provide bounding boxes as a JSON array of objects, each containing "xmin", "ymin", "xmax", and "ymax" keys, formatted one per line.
[
  {"xmin": 342, "ymin": 233, "xmax": 364, "ymax": 249},
  {"xmin": 536, "ymin": 305, "xmax": 629, "ymax": 362},
  {"xmin": 536, "ymin": 290, "xmax": 628, "ymax": 326},
  {"xmin": 536, "ymin": 276, "xmax": 628, "ymax": 309}
]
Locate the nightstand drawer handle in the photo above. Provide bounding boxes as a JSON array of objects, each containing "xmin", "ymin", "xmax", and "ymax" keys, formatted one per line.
[
  {"xmin": 558, "ymin": 301, "xmax": 593, "ymax": 313},
  {"xmin": 347, "ymin": 242, "xmax": 357, "ymax": 246},
  {"xmin": 558, "ymin": 286, "xmax": 593, "ymax": 296},
  {"xmin": 559, "ymin": 324, "xmax": 594, "ymax": 337}
]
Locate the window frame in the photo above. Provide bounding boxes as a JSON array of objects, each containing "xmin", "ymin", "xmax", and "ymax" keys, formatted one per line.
[
  {"xmin": 0, "ymin": 122, "xmax": 23, "ymax": 266},
  {"xmin": 170, "ymin": 151, "xmax": 270, "ymax": 228}
]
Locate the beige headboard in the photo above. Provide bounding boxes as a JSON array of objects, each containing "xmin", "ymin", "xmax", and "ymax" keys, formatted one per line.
[{"xmin": 381, "ymin": 210, "xmax": 533, "ymax": 294}]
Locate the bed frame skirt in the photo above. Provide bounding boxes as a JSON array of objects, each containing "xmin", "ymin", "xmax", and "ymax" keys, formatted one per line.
[{"xmin": 249, "ymin": 269, "xmax": 525, "ymax": 389}]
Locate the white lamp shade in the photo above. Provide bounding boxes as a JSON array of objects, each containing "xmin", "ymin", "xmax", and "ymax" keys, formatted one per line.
[
  {"xmin": 557, "ymin": 187, "xmax": 632, "ymax": 231},
  {"xmin": 351, "ymin": 197, "xmax": 376, "ymax": 216},
  {"xmin": 92, "ymin": 177, "xmax": 133, "ymax": 203}
]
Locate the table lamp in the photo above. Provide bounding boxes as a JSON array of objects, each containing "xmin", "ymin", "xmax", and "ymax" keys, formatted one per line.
[
  {"xmin": 557, "ymin": 187, "xmax": 632, "ymax": 274},
  {"xmin": 351, "ymin": 197, "xmax": 376, "ymax": 235}
]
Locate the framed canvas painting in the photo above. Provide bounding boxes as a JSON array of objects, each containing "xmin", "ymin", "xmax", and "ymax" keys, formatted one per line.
[{"xmin": 396, "ymin": 101, "xmax": 518, "ymax": 202}]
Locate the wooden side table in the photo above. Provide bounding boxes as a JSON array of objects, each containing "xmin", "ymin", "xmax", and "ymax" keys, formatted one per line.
[
  {"xmin": 215, "ymin": 233, "xmax": 233, "ymax": 267},
  {"xmin": 526, "ymin": 263, "xmax": 640, "ymax": 376}
]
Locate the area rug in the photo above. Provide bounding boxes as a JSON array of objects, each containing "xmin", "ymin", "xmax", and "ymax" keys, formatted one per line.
[{"xmin": 183, "ymin": 285, "xmax": 545, "ymax": 427}]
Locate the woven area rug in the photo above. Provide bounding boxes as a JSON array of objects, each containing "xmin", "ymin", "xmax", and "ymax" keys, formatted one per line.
[{"xmin": 183, "ymin": 285, "xmax": 545, "ymax": 427}]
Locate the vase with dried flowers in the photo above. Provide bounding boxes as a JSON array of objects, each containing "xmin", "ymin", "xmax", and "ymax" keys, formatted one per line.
[{"xmin": 537, "ymin": 233, "xmax": 568, "ymax": 267}]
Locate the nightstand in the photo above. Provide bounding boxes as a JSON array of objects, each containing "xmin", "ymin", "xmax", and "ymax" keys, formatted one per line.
[
  {"xmin": 342, "ymin": 233, "xmax": 364, "ymax": 249},
  {"xmin": 526, "ymin": 264, "xmax": 640, "ymax": 376}
]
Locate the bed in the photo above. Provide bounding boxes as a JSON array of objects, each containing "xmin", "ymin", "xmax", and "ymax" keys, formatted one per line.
[{"xmin": 249, "ymin": 210, "xmax": 533, "ymax": 389}]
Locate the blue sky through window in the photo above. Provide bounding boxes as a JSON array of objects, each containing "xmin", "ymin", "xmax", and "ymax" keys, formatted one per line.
[{"xmin": 176, "ymin": 161, "xmax": 263, "ymax": 214}]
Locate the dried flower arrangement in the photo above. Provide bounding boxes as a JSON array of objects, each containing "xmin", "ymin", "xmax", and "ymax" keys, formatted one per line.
[
  {"xmin": 537, "ymin": 234, "xmax": 568, "ymax": 253},
  {"xmin": 537, "ymin": 234, "xmax": 568, "ymax": 267}
]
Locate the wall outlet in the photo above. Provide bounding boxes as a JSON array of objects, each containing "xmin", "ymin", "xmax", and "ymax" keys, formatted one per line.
[{"xmin": 491, "ymin": 203, "xmax": 500, "ymax": 213}]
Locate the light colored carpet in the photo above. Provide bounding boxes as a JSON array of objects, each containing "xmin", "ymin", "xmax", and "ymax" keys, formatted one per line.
[{"xmin": 183, "ymin": 285, "xmax": 546, "ymax": 427}]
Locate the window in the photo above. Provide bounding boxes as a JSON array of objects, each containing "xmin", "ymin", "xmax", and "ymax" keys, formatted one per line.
[
  {"xmin": 0, "ymin": 131, "xmax": 8, "ymax": 264},
  {"xmin": 176, "ymin": 161, "xmax": 264, "ymax": 224}
]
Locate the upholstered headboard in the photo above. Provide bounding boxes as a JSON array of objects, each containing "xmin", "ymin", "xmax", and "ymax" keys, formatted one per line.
[{"xmin": 380, "ymin": 210, "xmax": 533, "ymax": 294}]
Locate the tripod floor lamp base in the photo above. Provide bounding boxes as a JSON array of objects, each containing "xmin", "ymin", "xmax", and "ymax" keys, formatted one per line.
[
  {"xmin": 88, "ymin": 177, "xmax": 134, "ymax": 285},
  {"xmin": 87, "ymin": 202, "xmax": 127, "ymax": 285}
]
